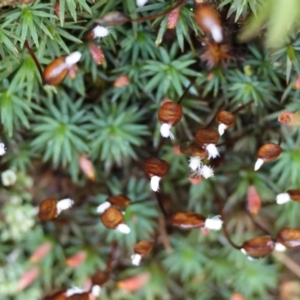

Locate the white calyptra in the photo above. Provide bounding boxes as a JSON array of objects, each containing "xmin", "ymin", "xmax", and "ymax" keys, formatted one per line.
[
  {"xmin": 240, "ymin": 248, "xmax": 256, "ymax": 261},
  {"xmin": 116, "ymin": 223, "xmax": 131, "ymax": 234},
  {"xmin": 206, "ymin": 144, "xmax": 219, "ymax": 159},
  {"xmin": 150, "ymin": 175, "xmax": 161, "ymax": 192},
  {"xmin": 1, "ymin": 169, "xmax": 17, "ymax": 186},
  {"xmin": 200, "ymin": 165, "xmax": 214, "ymax": 179},
  {"xmin": 136, "ymin": 0, "xmax": 148, "ymax": 7},
  {"xmin": 131, "ymin": 253, "xmax": 142, "ymax": 266},
  {"xmin": 65, "ymin": 51, "xmax": 82, "ymax": 67},
  {"xmin": 92, "ymin": 25, "xmax": 110, "ymax": 38},
  {"xmin": 204, "ymin": 215, "xmax": 223, "ymax": 230},
  {"xmin": 56, "ymin": 198, "xmax": 74, "ymax": 215},
  {"xmin": 276, "ymin": 193, "xmax": 291, "ymax": 205},
  {"xmin": 92, "ymin": 285, "xmax": 101, "ymax": 296},
  {"xmin": 211, "ymin": 25, "xmax": 223, "ymax": 43},
  {"xmin": 0, "ymin": 143, "xmax": 6, "ymax": 155},
  {"xmin": 254, "ymin": 158, "xmax": 264, "ymax": 171},
  {"xmin": 160, "ymin": 123, "xmax": 174, "ymax": 139},
  {"xmin": 202, "ymin": 18, "xmax": 223, "ymax": 43},
  {"xmin": 96, "ymin": 201, "xmax": 111, "ymax": 213},
  {"xmin": 218, "ymin": 123, "xmax": 227, "ymax": 136},
  {"xmin": 274, "ymin": 243, "xmax": 286, "ymax": 252},
  {"xmin": 66, "ymin": 287, "xmax": 85, "ymax": 297},
  {"xmin": 189, "ymin": 156, "xmax": 202, "ymax": 171}
]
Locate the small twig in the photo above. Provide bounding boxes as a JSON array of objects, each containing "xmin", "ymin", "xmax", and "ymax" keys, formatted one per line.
[{"xmin": 24, "ymin": 40, "xmax": 44, "ymax": 84}]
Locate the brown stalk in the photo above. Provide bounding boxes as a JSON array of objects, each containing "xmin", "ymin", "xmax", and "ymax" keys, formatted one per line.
[
  {"xmin": 24, "ymin": 41, "xmax": 44, "ymax": 84},
  {"xmin": 216, "ymin": 197, "xmax": 241, "ymax": 250},
  {"xmin": 231, "ymin": 100, "xmax": 254, "ymax": 115},
  {"xmin": 177, "ymin": 77, "xmax": 196, "ymax": 104},
  {"xmin": 221, "ymin": 213, "xmax": 242, "ymax": 250},
  {"xmin": 106, "ymin": 241, "xmax": 117, "ymax": 273},
  {"xmin": 159, "ymin": 216, "xmax": 173, "ymax": 253},
  {"xmin": 245, "ymin": 210, "xmax": 271, "ymax": 236}
]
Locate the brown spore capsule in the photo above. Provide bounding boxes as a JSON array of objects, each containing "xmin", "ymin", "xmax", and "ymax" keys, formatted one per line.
[
  {"xmin": 43, "ymin": 52, "xmax": 81, "ymax": 86},
  {"xmin": 43, "ymin": 57, "xmax": 69, "ymax": 86},
  {"xmin": 38, "ymin": 198, "xmax": 58, "ymax": 221},
  {"xmin": 158, "ymin": 102, "xmax": 182, "ymax": 126},
  {"xmin": 287, "ymin": 189, "xmax": 300, "ymax": 202},
  {"xmin": 96, "ymin": 11, "xmax": 130, "ymax": 26},
  {"xmin": 276, "ymin": 228, "xmax": 300, "ymax": 249},
  {"xmin": 242, "ymin": 236, "xmax": 275, "ymax": 259},
  {"xmin": 101, "ymin": 207, "xmax": 125, "ymax": 229},
  {"xmin": 134, "ymin": 241, "xmax": 153, "ymax": 255},
  {"xmin": 194, "ymin": 4, "xmax": 222, "ymax": 43},
  {"xmin": 108, "ymin": 195, "xmax": 131, "ymax": 209},
  {"xmin": 84, "ymin": 30, "xmax": 94, "ymax": 41},
  {"xmin": 143, "ymin": 157, "xmax": 168, "ymax": 177},
  {"xmin": 170, "ymin": 212, "xmax": 206, "ymax": 229},
  {"xmin": 180, "ymin": 140, "xmax": 208, "ymax": 158},
  {"xmin": 216, "ymin": 111, "xmax": 236, "ymax": 128},
  {"xmin": 92, "ymin": 271, "xmax": 109, "ymax": 286},
  {"xmin": 256, "ymin": 143, "xmax": 282, "ymax": 162},
  {"xmin": 195, "ymin": 128, "xmax": 219, "ymax": 146}
]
